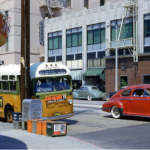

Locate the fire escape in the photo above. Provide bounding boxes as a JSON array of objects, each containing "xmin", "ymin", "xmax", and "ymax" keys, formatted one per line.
[
  {"xmin": 106, "ymin": 0, "xmax": 138, "ymax": 62},
  {"xmin": 38, "ymin": 0, "xmax": 63, "ymax": 18}
]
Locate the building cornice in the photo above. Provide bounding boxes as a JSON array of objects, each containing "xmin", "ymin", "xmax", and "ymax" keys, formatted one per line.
[
  {"xmin": 105, "ymin": 53, "xmax": 150, "ymax": 60},
  {"xmin": 0, "ymin": 51, "xmax": 40, "ymax": 55}
]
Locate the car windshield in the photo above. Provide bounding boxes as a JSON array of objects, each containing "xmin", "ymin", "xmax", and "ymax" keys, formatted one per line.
[
  {"xmin": 92, "ymin": 87, "xmax": 98, "ymax": 90},
  {"xmin": 34, "ymin": 77, "xmax": 71, "ymax": 93}
]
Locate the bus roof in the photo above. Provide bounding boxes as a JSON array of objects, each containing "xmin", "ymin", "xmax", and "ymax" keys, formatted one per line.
[{"xmin": 0, "ymin": 63, "xmax": 71, "ymax": 81}]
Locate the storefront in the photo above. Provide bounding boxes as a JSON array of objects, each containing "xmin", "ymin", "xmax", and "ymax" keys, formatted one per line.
[
  {"xmin": 82, "ymin": 68, "xmax": 105, "ymax": 92},
  {"xmin": 70, "ymin": 70, "xmax": 82, "ymax": 90},
  {"xmin": 105, "ymin": 55, "xmax": 150, "ymax": 93}
]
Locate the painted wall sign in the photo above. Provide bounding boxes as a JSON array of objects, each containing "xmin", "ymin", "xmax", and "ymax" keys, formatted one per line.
[
  {"xmin": 39, "ymin": 20, "xmax": 44, "ymax": 46},
  {"xmin": 1, "ymin": 17, "xmax": 11, "ymax": 35}
]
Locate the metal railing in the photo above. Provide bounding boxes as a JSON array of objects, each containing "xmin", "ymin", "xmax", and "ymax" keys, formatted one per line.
[
  {"xmin": 105, "ymin": 38, "xmax": 134, "ymax": 50},
  {"xmin": 38, "ymin": 0, "xmax": 63, "ymax": 9},
  {"xmin": 125, "ymin": 0, "xmax": 137, "ymax": 6}
]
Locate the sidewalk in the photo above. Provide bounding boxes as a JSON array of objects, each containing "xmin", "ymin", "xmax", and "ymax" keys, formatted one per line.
[{"xmin": 0, "ymin": 122, "xmax": 100, "ymax": 149}]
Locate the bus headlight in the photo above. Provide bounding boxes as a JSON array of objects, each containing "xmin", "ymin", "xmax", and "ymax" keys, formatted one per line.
[{"xmin": 68, "ymin": 99, "xmax": 73, "ymax": 105}]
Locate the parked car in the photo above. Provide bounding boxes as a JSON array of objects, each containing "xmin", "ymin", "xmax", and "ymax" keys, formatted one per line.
[
  {"xmin": 73, "ymin": 85, "xmax": 107, "ymax": 101},
  {"xmin": 102, "ymin": 84, "xmax": 150, "ymax": 119},
  {"xmin": 107, "ymin": 86, "xmax": 128, "ymax": 100}
]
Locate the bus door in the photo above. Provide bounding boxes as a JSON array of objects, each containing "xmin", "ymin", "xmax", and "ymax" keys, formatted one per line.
[{"xmin": 0, "ymin": 81, "xmax": 3, "ymax": 117}]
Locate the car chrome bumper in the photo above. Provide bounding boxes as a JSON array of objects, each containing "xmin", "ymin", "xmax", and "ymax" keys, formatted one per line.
[{"xmin": 42, "ymin": 113, "xmax": 74, "ymax": 121}]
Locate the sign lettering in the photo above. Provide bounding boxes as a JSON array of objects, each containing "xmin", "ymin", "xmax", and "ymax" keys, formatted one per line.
[
  {"xmin": 1, "ymin": 17, "xmax": 11, "ymax": 35},
  {"xmin": 39, "ymin": 20, "xmax": 44, "ymax": 46}
]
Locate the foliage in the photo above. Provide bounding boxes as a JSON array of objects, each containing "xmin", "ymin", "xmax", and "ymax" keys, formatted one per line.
[{"xmin": 120, "ymin": 79, "xmax": 128, "ymax": 89}]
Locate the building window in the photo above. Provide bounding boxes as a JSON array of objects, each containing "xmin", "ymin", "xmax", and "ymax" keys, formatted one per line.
[
  {"xmin": 66, "ymin": 0, "xmax": 71, "ymax": 7},
  {"xmin": 67, "ymin": 59, "xmax": 82, "ymax": 69},
  {"xmin": 120, "ymin": 76, "xmax": 128, "ymax": 88},
  {"xmin": 143, "ymin": 75, "xmax": 150, "ymax": 84},
  {"xmin": 84, "ymin": 0, "xmax": 89, "ymax": 9},
  {"xmin": 5, "ymin": 37, "xmax": 9, "ymax": 52},
  {"xmin": 87, "ymin": 52, "xmax": 105, "ymax": 68},
  {"xmin": 111, "ymin": 18, "xmax": 133, "ymax": 41},
  {"xmin": 144, "ymin": 14, "xmax": 150, "ymax": 37},
  {"xmin": 87, "ymin": 23, "xmax": 105, "ymax": 45},
  {"xmin": 48, "ymin": 31, "xmax": 62, "ymax": 56},
  {"xmin": 66, "ymin": 27, "xmax": 82, "ymax": 48},
  {"xmin": 100, "ymin": 0, "xmax": 105, "ymax": 6}
]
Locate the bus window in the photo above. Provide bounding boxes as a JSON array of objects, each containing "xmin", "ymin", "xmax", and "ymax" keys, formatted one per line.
[
  {"xmin": 3, "ymin": 81, "xmax": 9, "ymax": 91},
  {"xmin": 9, "ymin": 75, "xmax": 15, "ymax": 80},
  {"xmin": 2, "ymin": 75, "xmax": 8, "ymax": 80},
  {"xmin": 54, "ymin": 77, "xmax": 70, "ymax": 91},
  {"xmin": 0, "ymin": 82, "xmax": 1, "ymax": 91},
  {"xmin": 35, "ymin": 78, "xmax": 54, "ymax": 93},
  {"xmin": 10, "ymin": 81, "xmax": 16, "ymax": 92}
]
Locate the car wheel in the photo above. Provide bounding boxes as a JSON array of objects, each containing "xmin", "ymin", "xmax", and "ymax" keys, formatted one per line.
[
  {"xmin": 111, "ymin": 106, "xmax": 121, "ymax": 119},
  {"xmin": 87, "ymin": 95, "xmax": 92, "ymax": 101},
  {"xmin": 6, "ymin": 109, "xmax": 13, "ymax": 123}
]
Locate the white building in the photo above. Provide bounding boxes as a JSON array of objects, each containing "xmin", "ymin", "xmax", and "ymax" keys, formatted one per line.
[
  {"xmin": 0, "ymin": 0, "xmax": 104, "ymax": 64},
  {"xmin": 44, "ymin": 0, "xmax": 150, "ymax": 92}
]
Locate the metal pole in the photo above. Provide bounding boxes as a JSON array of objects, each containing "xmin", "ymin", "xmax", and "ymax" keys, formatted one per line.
[
  {"xmin": 115, "ymin": 25, "xmax": 118, "ymax": 91},
  {"xmin": 25, "ymin": 0, "xmax": 30, "ymax": 98},
  {"xmin": 21, "ymin": 0, "xmax": 25, "ymax": 104}
]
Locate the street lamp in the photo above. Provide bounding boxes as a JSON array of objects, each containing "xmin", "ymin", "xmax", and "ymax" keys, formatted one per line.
[
  {"xmin": 106, "ymin": 23, "xmax": 118, "ymax": 91},
  {"xmin": 115, "ymin": 25, "xmax": 118, "ymax": 91}
]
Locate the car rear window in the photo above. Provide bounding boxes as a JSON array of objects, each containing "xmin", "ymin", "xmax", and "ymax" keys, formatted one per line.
[
  {"xmin": 92, "ymin": 87, "xmax": 98, "ymax": 90},
  {"xmin": 122, "ymin": 89, "xmax": 131, "ymax": 96}
]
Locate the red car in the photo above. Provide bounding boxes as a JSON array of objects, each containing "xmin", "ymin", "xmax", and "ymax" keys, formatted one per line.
[{"xmin": 102, "ymin": 84, "xmax": 150, "ymax": 119}]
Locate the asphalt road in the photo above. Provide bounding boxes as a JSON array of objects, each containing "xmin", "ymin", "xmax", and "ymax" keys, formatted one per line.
[
  {"xmin": 62, "ymin": 99, "xmax": 150, "ymax": 149},
  {"xmin": 1, "ymin": 99, "xmax": 150, "ymax": 149}
]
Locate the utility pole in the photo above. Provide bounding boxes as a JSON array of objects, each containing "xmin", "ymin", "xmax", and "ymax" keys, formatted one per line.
[
  {"xmin": 21, "ymin": 0, "xmax": 30, "ymax": 104},
  {"xmin": 21, "ymin": 0, "xmax": 25, "ymax": 103},
  {"xmin": 25, "ymin": 0, "xmax": 30, "ymax": 98}
]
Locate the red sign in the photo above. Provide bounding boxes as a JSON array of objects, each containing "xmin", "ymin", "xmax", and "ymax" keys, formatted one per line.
[{"xmin": 46, "ymin": 95, "xmax": 63, "ymax": 102}]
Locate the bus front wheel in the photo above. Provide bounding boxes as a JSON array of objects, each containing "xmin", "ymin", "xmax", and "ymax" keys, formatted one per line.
[{"xmin": 6, "ymin": 110, "xmax": 13, "ymax": 123}]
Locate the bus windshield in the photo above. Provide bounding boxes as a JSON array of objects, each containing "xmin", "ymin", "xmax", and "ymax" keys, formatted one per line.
[{"xmin": 34, "ymin": 77, "xmax": 71, "ymax": 93}]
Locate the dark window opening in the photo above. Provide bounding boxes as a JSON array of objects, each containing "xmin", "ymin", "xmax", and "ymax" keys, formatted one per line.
[
  {"xmin": 144, "ymin": 20, "xmax": 150, "ymax": 37},
  {"xmin": 48, "ymin": 57, "xmax": 55, "ymax": 62},
  {"xmin": 66, "ymin": 0, "xmax": 71, "ymax": 7},
  {"xmin": 84, "ymin": 0, "xmax": 89, "ymax": 9},
  {"xmin": 67, "ymin": 55, "xmax": 74, "ymax": 61},
  {"xmin": 100, "ymin": 0, "xmax": 105, "ymax": 6},
  {"xmin": 120, "ymin": 76, "xmax": 128, "ymax": 89},
  {"xmin": 143, "ymin": 75, "xmax": 150, "ymax": 84},
  {"xmin": 3, "ymin": 81, "xmax": 9, "ymax": 91},
  {"xmin": 10, "ymin": 82, "xmax": 16, "ymax": 92}
]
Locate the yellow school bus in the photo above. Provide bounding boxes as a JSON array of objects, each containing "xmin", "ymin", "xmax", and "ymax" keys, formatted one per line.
[{"xmin": 0, "ymin": 63, "xmax": 74, "ymax": 122}]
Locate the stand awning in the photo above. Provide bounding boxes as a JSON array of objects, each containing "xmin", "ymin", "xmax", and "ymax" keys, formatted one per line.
[{"xmin": 70, "ymin": 70, "xmax": 82, "ymax": 80}]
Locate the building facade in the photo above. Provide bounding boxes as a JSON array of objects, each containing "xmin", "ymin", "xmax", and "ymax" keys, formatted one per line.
[
  {"xmin": 44, "ymin": 0, "xmax": 150, "ymax": 93},
  {"xmin": 0, "ymin": 0, "xmax": 102, "ymax": 65}
]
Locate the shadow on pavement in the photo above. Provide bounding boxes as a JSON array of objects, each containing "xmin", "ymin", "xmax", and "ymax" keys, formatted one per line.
[
  {"xmin": 0, "ymin": 118, "xmax": 7, "ymax": 123},
  {"xmin": 103, "ymin": 115, "xmax": 150, "ymax": 122},
  {"xmin": 59, "ymin": 119, "xmax": 78, "ymax": 125},
  {"xmin": 0, "ymin": 135, "xmax": 27, "ymax": 149}
]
